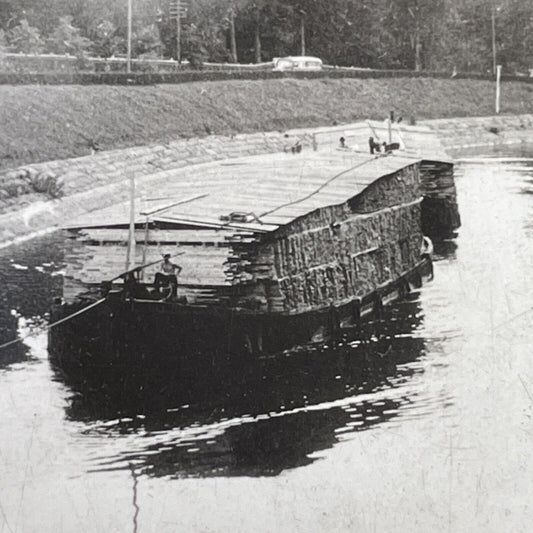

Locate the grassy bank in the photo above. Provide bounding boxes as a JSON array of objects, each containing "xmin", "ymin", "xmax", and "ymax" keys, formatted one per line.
[{"xmin": 2, "ymin": 77, "xmax": 533, "ymax": 170}]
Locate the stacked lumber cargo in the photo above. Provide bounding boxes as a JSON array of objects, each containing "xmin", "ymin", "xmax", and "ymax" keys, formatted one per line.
[
  {"xmin": 232, "ymin": 161, "xmax": 424, "ymax": 314},
  {"xmin": 63, "ymin": 228, "xmax": 250, "ymax": 305}
]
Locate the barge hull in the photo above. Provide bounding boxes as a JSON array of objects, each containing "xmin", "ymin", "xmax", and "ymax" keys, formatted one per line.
[{"xmin": 48, "ymin": 259, "xmax": 431, "ymax": 380}]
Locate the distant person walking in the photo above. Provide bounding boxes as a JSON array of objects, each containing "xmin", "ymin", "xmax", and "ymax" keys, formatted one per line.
[
  {"xmin": 368, "ymin": 137, "xmax": 381, "ymax": 154},
  {"xmin": 283, "ymin": 134, "xmax": 302, "ymax": 154}
]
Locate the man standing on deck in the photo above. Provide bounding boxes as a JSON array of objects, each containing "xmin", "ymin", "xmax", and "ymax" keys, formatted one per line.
[
  {"xmin": 368, "ymin": 137, "xmax": 381, "ymax": 154},
  {"xmin": 155, "ymin": 254, "xmax": 182, "ymax": 298}
]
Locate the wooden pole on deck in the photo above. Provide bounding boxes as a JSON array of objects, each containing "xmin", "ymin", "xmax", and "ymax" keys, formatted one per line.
[
  {"xmin": 141, "ymin": 216, "xmax": 149, "ymax": 280},
  {"xmin": 110, "ymin": 252, "xmax": 184, "ymax": 284},
  {"xmin": 126, "ymin": 174, "xmax": 136, "ymax": 271}
]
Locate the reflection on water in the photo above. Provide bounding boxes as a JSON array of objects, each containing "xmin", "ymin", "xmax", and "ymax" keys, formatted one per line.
[
  {"xmin": 432, "ymin": 238, "xmax": 458, "ymax": 260},
  {"xmin": 63, "ymin": 297, "xmax": 429, "ymax": 478},
  {"xmin": 92, "ymin": 397, "xmax": 408, "ymax": 479}
]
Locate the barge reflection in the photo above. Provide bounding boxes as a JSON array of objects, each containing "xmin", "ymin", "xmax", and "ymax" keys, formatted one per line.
[{"xmin": 58, "ymin": 296, "xmax": 427, "ymax": 478}]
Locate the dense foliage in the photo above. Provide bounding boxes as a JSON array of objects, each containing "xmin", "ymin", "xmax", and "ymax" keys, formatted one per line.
[{"xmin": 0, "ymin": 0, "xmax": 531, "ymax": 73}]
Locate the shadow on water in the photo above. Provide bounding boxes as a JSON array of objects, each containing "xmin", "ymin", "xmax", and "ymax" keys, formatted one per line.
[
  {"xmin": 56, "ymin": 295, "xmax": 428, "ymax": 478},
  {"xmin": 0, "ymin": 233, "xmax": 65, "ymax": 368}
]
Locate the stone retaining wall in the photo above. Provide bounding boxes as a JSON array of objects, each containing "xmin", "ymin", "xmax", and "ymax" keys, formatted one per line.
[{"xmin": 425, "ymin": 114, "xmax": 533, "ymax": 153}]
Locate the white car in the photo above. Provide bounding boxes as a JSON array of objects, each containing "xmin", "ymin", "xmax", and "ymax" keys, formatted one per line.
[{"xmin": 272, "ymin": 56, "xmax": 323, "ymax": 72}]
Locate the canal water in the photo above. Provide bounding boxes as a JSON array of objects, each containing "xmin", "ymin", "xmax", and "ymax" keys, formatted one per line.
[{"xmin": 1, "ymin": 147, "xmax": 532, "ymax": 532}]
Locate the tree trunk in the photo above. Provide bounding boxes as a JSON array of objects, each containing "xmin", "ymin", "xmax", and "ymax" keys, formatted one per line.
[
  {"xmin": 413, "ymin": 12, "xmax": 422, "ymax": 71},
  {"xmin": 408, "ymin": 1, "xmax": 422, "ymax": 71},
  {"xmin": 229, "ymin": 10, "xmax": 238, "ymax": 63},
  {"xmin": 254, "ymin": 17, "xmax": 261, "ymax": 63},
  {"xmin": 414, "ymin": 33, "xmax": 422, "ymax": 71},
  {"xmin": 300, "ymin": 16, "xmax": 305, "ymax": 56}
]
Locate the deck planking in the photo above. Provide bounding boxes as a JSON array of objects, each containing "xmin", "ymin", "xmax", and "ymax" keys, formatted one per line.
[{"xmin": 66, "ymin": 149, "xmax": 424, "ymax": 231}]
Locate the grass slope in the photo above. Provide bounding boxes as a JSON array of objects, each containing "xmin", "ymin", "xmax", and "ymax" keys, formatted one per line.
[{"xmin": 2, "ymin": 77, "xmax": 533, "ymax": 170}]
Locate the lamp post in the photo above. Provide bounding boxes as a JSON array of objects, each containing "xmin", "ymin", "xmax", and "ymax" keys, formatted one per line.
[
  {"xmin": 491, "ymin": 3, "xmax": 502, "ymax": 113},
  {"xmin": 491, "ymin": 3, "xmax": 497, "ymax": 75},
  {"xmin": 169, "ymin": 0, "xmax": 185, "ymax": 64},
  {"xmin": 176, "ymin": 0, "xmax": 181, "ymax": 63}
]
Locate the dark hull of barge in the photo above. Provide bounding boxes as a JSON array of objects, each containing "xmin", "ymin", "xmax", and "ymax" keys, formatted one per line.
[{"xmin": 48, "ymin": 258, "xmax": 431, "ymax": 382}]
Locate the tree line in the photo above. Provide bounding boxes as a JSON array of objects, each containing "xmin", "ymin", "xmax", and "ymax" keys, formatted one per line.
[{"xmin": 0, "ymin": 0, "xmax": 531, "ymax": 73}]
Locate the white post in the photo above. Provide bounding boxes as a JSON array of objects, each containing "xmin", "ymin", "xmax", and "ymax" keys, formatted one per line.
[
  {"xmin": 126, "ymin": 174, "xmax": 136, "ymax": 271},
  {"xmin": 127, "ymin": 0, "xmax": 132, "ymax": 73},
  {"xmin": 495, "ymin": 64, "xmax": 502, "ymax": 114}
]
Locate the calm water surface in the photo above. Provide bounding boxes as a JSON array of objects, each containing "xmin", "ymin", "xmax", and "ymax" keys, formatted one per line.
[{"xmin": 1, "ymin": 148, "xmax": 532, "ymax": 532}]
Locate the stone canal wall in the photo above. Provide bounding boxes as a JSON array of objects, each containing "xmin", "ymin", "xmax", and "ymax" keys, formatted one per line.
[
  {"xmin": 1, "ymin": 113, "xmax": 532, "ymax": 248},
  {"xmin": 424, "ymin": 114, "xmax": 533, "ymax": 154},
  {"xmin": 0, "ymin": 130, "xmax": 313, "ymax": 247}
]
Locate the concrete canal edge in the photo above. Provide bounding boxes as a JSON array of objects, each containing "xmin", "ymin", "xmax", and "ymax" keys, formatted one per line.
[{"xmin": 1, "ymin": 113, "xmax": 532, "ymax": 249}]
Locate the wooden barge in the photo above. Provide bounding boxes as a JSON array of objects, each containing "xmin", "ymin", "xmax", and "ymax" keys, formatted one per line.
[{"xmin": 48, "ymin": 149, "xmax": 454, "ymax": 373}]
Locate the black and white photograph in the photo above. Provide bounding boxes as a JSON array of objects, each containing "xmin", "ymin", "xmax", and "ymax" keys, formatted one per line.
[{"xmin": 0, "ymin": 1, "xmax": 532, "ymax": 531}]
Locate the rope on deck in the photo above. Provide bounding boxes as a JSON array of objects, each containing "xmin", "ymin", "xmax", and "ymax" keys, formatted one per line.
[
  {"xmin": 258, "ymin": 153, "xmax": 384, "ymax": 219},
  {"xmin": 0, "ymin": 297, "xmax": 106, "ymax": 351}
]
